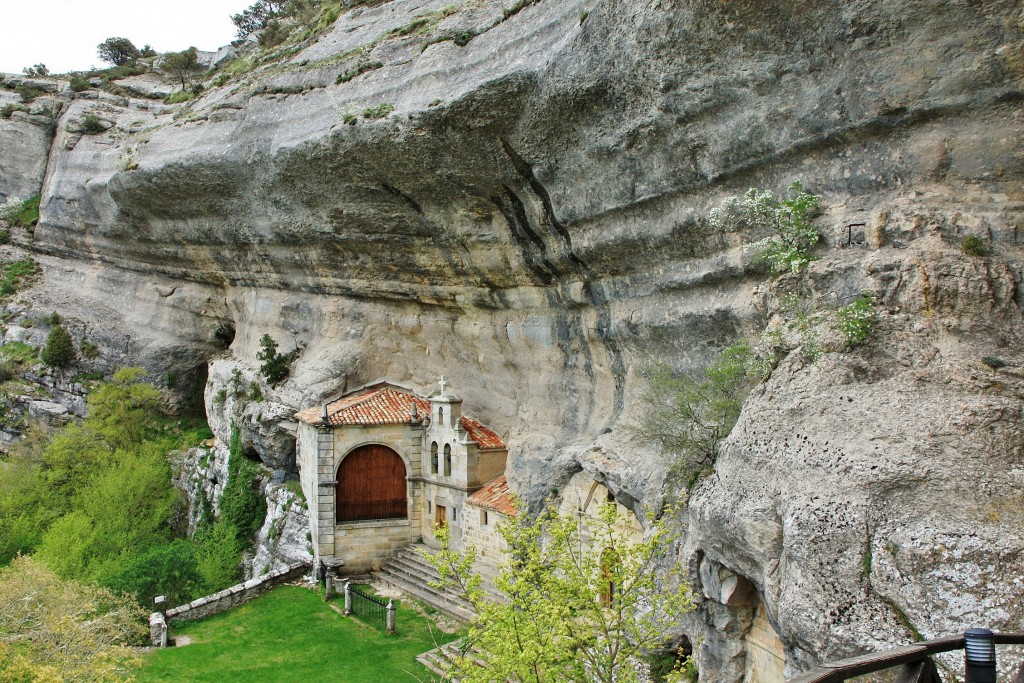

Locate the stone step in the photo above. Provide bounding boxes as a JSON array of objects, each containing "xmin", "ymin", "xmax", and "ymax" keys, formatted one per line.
[
  {"xmin": 375, "ymin": 564, "xmax": 476, "ymax": 622},
  {"xmin": 395, "ymin": 547, "xmax": 505, "ymax": 602},
  {"xmin": 416, "ymin": 640, "xmax": 472, "ymax": 682}
]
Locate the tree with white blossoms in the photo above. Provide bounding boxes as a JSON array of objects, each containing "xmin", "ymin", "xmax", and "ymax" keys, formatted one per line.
[
  {"xmin": 425, "ymin": 500, "xmax": 694, "ymax": 683},
  {"xmin": 709, "ymin": 180, "xmax": 822, "ymax": 274}
]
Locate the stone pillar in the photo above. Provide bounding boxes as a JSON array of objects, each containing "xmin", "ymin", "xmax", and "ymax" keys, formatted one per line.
[
  {"xmin": 324, "ymin": 566, "xmax": 335, "ymax": 600},
  {"xmin": 149, "ymin": 612, "xmax": 168, "ymax": 647},
  {"xmin": 386, "ymin": 598, "xmax": 396, "ymax": 634},
  {"xmin": 344, "ymin": 579, "xmax": 352, "ymax": 615}
]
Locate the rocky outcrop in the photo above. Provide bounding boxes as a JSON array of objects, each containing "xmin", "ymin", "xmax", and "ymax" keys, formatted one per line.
[
  {"xmin": 246, "ymin": 482, "xmax": 313, "ymax": 578},
  {"xmin": 2, "ymin": 0, "xmax": 1022, "ymax": 679},
  {"xmin": 685, "ymin": 237, "xmax": 1024, "ymax": 677},
  {"xmin": 0, "ymin": 85, "xmax": 53, "ymax": 202}
]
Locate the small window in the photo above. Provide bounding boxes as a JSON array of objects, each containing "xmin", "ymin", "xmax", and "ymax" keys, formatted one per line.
[
  {"xmin": 430, "ymin": 442, "xmax": 438, "ymax": 475},
  {"xmin": 427, "ymin": 500, "xmax": 432, "ymax": 514},
  {"xmin": 438, "ymin": 406, "xmax": 444, "ymax": 425},
  {"xmin": 480, "ymin": 510, "xmax": 489, "ymax": 526},
  {"xmin": 443, "ymin": 443, "xmax": 452, "ymax": 477},
  {"xmin": 451, "ymin": 507, "xmax": 457, "ymax": 522}
]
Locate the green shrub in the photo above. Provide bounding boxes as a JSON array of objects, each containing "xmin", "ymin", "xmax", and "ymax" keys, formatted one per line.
[
  {"xmin": 257, "ymin": 333, "xmax": 300, "ymax": 385},
  {"xmin": 833, "ymin": 294, "xmax": 877, "ymax": 347},
  {"xmin": 335, "ymin": 60, "xmax": 383, "ymax": 84},
  {"xmin": 710, "ymin": 180, "xmax": 822, "ymax": 274},
  {"xmin": 79, "ymin": 340, "xmax": 100, "ymax": 360},
  {"xmin": 259, "ymin": 19, "xmax": 290, "ymax": 48},
  {"xmin": 16, "ymin": 84, "xmax": 44, "ymax": 103},
  {"xmin": 214, "ymin": 387, "xmax": 228, "ymax": 404},
  {"xmin": 961, "ymin": 235, "xmax": 991, "ymax": 257},
  {"xmin": 361, "ymin": 102, "xmax": 394, "ymax": 119},
  {"xmin": 69, "ymin": 75, "xmax": 91, "ymax": 92},
  {"xmin": 633, "ymin": 343, "xmax": 756, "ymax": 481},
  {"xmin": 164, "ymin": 89, "xmax": 193, "ymax": 104},
  {"xmin": 342, "ymin": 112, "xmax": 357, "ymax": 125},
  {"xmin": 0, "ymin": 104, "xmax": 16, "ymax": 119}
]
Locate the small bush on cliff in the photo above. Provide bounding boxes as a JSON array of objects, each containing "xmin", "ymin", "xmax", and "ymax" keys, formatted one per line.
[
  {"xmin": 710, "ymin": 180, "xmax": 821, "ymax": 274},
  {"xmin": 257, "ymin": 333, "xmax": 299, "ymax": 384},
  {"xmin": 961, "ymin": 235, "xmax": 992, "ymax": 257},
  {"xmin": 82, "ymin": 114, "xmax": 106, "ymax": 134},
  {"xmin": 833, "ymin": 294, "xmax": 877, "ymax": 347},
  {"xmin": 633, "ymin": 343, "xmax": 757, "ymax": 483},
  {"xmin": 362, "ymin": 102, "xmax": 394, "ymax": 119}
]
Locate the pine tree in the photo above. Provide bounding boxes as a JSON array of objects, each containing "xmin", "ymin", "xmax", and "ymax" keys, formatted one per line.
[{"xmin": 41, "ymin": 325, "xmax": 75, "ymax": 371}]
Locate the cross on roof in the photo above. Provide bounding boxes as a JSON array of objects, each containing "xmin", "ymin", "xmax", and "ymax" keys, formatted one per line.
[{"xmin": 439, "ymin": 376, "xmax": 447, "ymax": 393}]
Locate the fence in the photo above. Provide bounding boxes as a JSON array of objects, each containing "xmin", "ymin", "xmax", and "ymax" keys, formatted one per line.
[
  {"xmin": 788, "ymin": 632, "xmax": 1024, "ymax": 683},
  {"xmin": 345, "ymin": 582, "xmax": 396, "ymax": 633}
]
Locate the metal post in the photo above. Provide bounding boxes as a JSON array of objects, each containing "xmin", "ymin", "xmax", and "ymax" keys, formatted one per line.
[
  {"xmin": 324, "ymin": 566, "xmax": 334, "ymax": 601},
  {"xmin": 965, "ymin": 628, "xmax": 997, "ymax": 683},
  {"xmin": 343, "ymin": 579, "xmax": 352, "ymax": 615},
  {"xmin": 386, "ymin": 598, "xmax": 396, "ymax": 634}
]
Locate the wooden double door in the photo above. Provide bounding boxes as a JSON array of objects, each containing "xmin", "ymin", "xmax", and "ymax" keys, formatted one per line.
[{"xmin": 335, "ymin": 444, "xmax": 408, "ymax": 523}]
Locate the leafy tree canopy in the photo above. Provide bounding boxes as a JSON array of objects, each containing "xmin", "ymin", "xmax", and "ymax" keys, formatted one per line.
[
  {"xmin": 162, "ymin": 47, "xmax": 203, "ymax": 88},
  {"xmin": 427, "ymin": 500, "xmax": 694, "ymax": 683},
  {"xmin": 0, "ymin": 555, "xmax": 145, "ymax": 682},
  {"xmin": 97, "ymin": 37, "xmax": 141, "ymax": 66}
]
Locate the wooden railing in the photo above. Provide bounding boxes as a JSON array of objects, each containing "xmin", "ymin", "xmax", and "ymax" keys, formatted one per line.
[{"xmin": 788, "ymin": 633, "xmax": 1024, "ymax": 683}]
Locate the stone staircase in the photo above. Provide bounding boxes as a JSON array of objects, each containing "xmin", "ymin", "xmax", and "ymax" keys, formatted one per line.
[
  {"xmin": 374, "ymin": 545, "xmax": 477, "ymax": 622},
  {"xmin": 416, "ymin": 640, "xmax": 470, "ymax": 681}
]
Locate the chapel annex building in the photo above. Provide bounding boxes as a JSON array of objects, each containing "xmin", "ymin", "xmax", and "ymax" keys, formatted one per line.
[{"xmin": 294, "ymin": 380, "xmax": 515, "ymax": 573}]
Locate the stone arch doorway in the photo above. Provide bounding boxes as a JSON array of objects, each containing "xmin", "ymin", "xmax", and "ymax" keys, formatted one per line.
[{"xmin": 336, "ymin": 444, "xmax": 408, "ymax": 523}]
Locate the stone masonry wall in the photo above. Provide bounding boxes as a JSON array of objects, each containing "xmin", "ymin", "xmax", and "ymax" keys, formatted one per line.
[
  {"xmin": 165, "ymin": 562, "xmax": 309, "ymax": 623},
  {"xmin": 150, "ymin": 562, "xmax": 310, "ymax": 646},
  {"xmin": 335, "ymin": 519, "xmax": 414, "ymax": 574}
]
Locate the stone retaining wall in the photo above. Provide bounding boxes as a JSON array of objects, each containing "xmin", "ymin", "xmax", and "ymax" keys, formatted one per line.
[{"xmin": 149, "ymin": 562, "xmax": 309, "ymax": 646}]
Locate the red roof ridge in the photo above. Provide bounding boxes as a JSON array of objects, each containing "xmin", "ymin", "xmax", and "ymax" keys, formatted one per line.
[
  {"xmin": 466, "ymin": 475, "xmax": 517, "ymax": 517},
  {"xmin": 295, "ymin": 385, "xmax": 507, "ymax": 452}
]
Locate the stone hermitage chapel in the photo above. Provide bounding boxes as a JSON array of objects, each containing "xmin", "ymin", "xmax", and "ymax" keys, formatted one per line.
[
  {"xmin": 294, "ymin": 379, "xmax": 516, "ymax": 573},
  {"xmin": 293, "ymin": 379, "xmax": 786, "ymax": 681}
]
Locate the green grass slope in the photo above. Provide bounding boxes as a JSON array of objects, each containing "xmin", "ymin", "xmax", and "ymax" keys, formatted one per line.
[{"xmin": 137, "ymin": 586, "xmax": 456, "ymax": 682}]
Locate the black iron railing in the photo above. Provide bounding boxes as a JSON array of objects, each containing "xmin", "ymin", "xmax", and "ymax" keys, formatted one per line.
[
  {"xmin": 787, "ymin": 632, "xmax": 1024, "ymax": 683},
  {"xmin": 350, "ymin": 584, "xmax": 388, "ymax": 631}
]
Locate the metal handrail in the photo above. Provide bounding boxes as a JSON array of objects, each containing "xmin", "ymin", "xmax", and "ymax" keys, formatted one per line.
[{"xmin": 787, "ymin": 633, "xmax": 1024, "ymax": 683}]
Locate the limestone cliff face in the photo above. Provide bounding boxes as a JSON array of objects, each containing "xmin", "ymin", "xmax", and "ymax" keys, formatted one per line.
[{"xmin": 2, "ymin": 0, "xmax": 1023, "ymax": 678}]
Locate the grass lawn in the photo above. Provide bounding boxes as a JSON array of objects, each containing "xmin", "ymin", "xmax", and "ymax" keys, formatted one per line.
[{"xmin": 136, "ymin": 586, "xmax": 457, "ymax": 682}]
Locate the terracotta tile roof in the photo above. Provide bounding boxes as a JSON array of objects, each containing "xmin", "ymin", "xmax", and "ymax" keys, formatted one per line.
[
  {"xmin": 461, "ymin": 416, "xmax": 505, "ymax": 451},
  {"xmin": 294, "ymin": 385, "xmax": 429, "ymax": 427},
  {"xmin": 466, "ymin": 475, "xmax": 517, "ymax": 516},
  {"xmin": 294, "ymin": 384, "xmax": 508, "ymax": 452}
]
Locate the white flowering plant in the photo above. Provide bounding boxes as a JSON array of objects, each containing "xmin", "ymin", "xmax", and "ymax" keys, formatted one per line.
[{"xmin": 709, "ymin": 180, "xmax": 821, "ymax": 274}]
